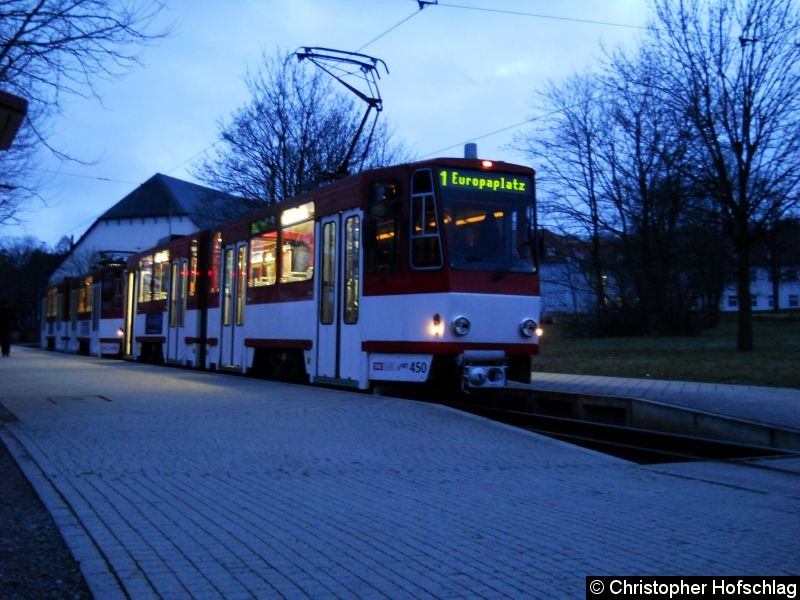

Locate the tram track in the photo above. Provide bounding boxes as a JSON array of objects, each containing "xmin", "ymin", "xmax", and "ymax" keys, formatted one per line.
[
  {"xmin": 442, "ymin": 399, "xmax": 799, "ymax": 467},
  {"xmin": 375, "ymin": 381, "xmax": 787, "ymax": 465}
]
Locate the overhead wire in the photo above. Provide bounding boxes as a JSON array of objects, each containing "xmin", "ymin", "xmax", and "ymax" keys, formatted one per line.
[
  {"xmin": 413, "ymin": 1, "xmax": 646, "ymax": 158},
  {"xmin": 431, "ymin": 1, "xmax": 647, "ymax": 31},
  {"xmin": 30, "ymin": 1, "xmax": 646, "ymax": 220},
  {"xmin": 355, "ymin": 5, "xmax": 430, "ymax": 53},
  {"xmin": 420, "ymin": 108, "xmax": 561, "ymax": 158}
]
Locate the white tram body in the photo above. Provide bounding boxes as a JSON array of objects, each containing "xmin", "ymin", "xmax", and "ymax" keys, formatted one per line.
[
  {"xmin": 121, "ymin": 157, "xmax": 541, "ymax": 391},
  {"xmin": 42, "ymin": 263, "xmax": 125, "ymax": 357}
]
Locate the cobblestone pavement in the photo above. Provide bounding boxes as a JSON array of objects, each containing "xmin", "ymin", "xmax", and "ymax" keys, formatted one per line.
[{"xmin": 2, "ymin": 348, "xmax": 799, "ymax": 599}]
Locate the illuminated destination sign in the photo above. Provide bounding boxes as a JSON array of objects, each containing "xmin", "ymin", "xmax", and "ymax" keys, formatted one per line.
[{"xmin": 439, "ymin": 169, "xmax": 529, "ymax": 193}]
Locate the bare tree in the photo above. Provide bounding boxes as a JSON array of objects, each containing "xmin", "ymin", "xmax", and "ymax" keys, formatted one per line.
[
  {"xmin": 517, "ymin": 72, "xmax": 611, "ymax": 317},
  {"xmin": 0, "ymin": 0, "xmax": 168, "ymax": 136},
  {"xmin": 194, "ymin": 50, "xmax": 409, "ymax": 205},
  {"xmin": 0, "ymin": 0, "xmax": 168, "ymax": 224},
  {"xmin": 0, "ymin": 119, "xmax": 37, "ymax": 225},
  {"xmin": 646, "ymin": 0, "xmax": 800, "ymax": 350},
  {"xmin": 520, "ymin": 52, "xmax": 729, "ymax": 334}
]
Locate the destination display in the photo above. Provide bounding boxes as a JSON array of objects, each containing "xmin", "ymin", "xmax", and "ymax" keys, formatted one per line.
[{"xmin": 438, "ymin": 169, "xmax": 530, "ymax": 194}]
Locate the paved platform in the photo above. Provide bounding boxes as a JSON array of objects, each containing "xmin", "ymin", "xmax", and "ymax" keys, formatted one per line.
[
  {"xmin": 1, "ymin": 347, "xmax": 799, "ymax": 599},
  {"xmin": 529, "ymin": 371, "xmax": 800, "ymax": 431}
]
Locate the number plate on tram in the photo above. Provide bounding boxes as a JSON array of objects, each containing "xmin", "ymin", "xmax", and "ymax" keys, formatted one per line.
[{"xmin": 368, "ymin": 354, "xmax": 433, "ymax": 382}]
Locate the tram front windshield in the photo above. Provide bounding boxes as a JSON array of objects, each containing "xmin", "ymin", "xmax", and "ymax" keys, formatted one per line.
[{"xmin": 438, "ymin": 168, "xmax": 535, "ymax": 273}]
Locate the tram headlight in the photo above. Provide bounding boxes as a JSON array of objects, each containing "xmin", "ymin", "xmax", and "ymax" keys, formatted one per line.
[
  {"xmin": 520, "ymin": 318, "xmax": 540, "ymax": 338},
  {"xmin": 431, "ymin": 313, "xmax": 444, "ymax": 337},
  {"xmin": 451, "ymin": 315, "xmax": 471, "ymax": 336}
]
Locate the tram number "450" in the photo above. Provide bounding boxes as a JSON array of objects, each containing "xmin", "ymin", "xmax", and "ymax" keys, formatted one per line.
[
  {"xmin": 369, "ymin": 354, "xmax": 433, "ymax": 382},
  {"xmin": 409, "ymin": 361, "xmax": 428, "ymax": 374}
]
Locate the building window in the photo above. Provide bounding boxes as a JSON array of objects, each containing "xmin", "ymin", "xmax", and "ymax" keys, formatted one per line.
[
  {"xmin": 789, "ymin": 294, "xmax": 799, "ymax": 308},
  {"xmin": 727, "ymin": 295, "xmax": 738, "ymax": 308},
  {"xmin": 751, "ymin": 296, "xmax": 758, "ymax": 308}
]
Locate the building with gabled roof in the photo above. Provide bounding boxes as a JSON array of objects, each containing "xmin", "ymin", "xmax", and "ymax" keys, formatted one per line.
[{"xmin": 49, "ymin": 173, "xmax": 255, "ymax": 284}]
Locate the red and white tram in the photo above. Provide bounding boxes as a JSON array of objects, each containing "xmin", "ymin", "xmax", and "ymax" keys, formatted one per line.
[
  {"xmin": 42, "ymin": 261, "xmax": 125, "ymax": 357},
  {"xmin": 121, "ymin": 157, "xmax": 541, "ymax": 391}
]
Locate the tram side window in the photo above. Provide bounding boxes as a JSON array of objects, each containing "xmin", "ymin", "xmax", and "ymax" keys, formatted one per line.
[
  {"xmin": 189, "ymin": 240, "xmax": 198, "ymax": 296},
  {"xmin": 78, "ymin": 276, "xmax": 93, "ymax": 313},
  {"xmin": 139, "ymin": 256, "xmax": 153, "ymax": 302},
  {"xmin": 366, "ymin": 180, "xmax": 401, "ymax": 272},
  {"xmin": 344, "ymin": 216, "xmax": 360, "ymax": 324},
  {"xmin": 70, "ymin": 288, "xmax": 78, "ymax": 330},
  {"xmin": 152, "ymin": 251, "xmax": 169, "ymax": 301},
  {"xmin": 46, "ymin": 288, "xmax": 58, "ymax": 317},
  {"xmin": 250, "ymin": 232, "xmax": 278, "ymax": 287},
  {"xmin": 101, "ymin": 270, "xmax": 123, "ymax": 311},
  {"xmin": 280, "ymin": 202, "xmax": 315, "ymax": 283},
  {"xmin": 210, "ymin": 233, "xmax": 222, "ymax": 294},
  {"xmin": 410, "ymin": 169, "xmax": 443, "ymax": 269}
]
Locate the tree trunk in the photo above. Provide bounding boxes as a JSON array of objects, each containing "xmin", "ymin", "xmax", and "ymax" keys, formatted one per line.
[{"xmin": 735, "ymin": 242, "xmax": 754, "ymax": 351}]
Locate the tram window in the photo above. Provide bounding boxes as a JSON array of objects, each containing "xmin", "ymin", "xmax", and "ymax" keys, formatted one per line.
[
  {"xmin": 366, "ymin": 180, "xmax": 401, "ymax": 272},
  {"xmin": 320, "ymin": 222, "xmax": 336, "ymax": 325},
  {"xmin": 46, "ymin": 288, "xmax": 57, "ymax": 317},
  {"xmin": 139, "ymin": 256, "xmax": 153, "ymax": 302},
  {"xmin": 236, "ymin": 245, "xmax": 246, "ymax": 326},
  {"xmin": 410, "ymin": 169, "xmax": 443, "ymax": 269},
  {"xmin": 281, "ymin": 221, "xmax": 314, "ymax": 283},
  {"xmin": 344, "ymin": 216, "xmax": 360, "ymax": 324},
  {"xmin": 101, "ymin": 270, "xmax": 123, "ymax": 311},
  {"xmin": 70, "ymin": 289, "xmax": 78, "ymax": 330},
  {"xmin": 280, "ymin": 202, "xmax": 315, "ymax": 283},
  {"xmin": 222, "ymin": 247, "xmax": 234, "ymax": 326},
  {"xmin": 210, "ymin": 233, "xmax": 222, "ymax": 294},
  {"xmin": 78, "ymin": 276, "xmax": 93, "ymax": 313},
  {"xmin": 189, "ymin": 240, "xmax": 198, "ymax": 296},
  {"xmin": 249, "ymin": 232, "xmax": 277, "ymax": 287},
  {"xmin": 152, "ymin": 250, "xmax": 169, "ymax": 301},
  {"xmin": 169, "ymin": 263, "xmax": 179, "ymax": 328}
]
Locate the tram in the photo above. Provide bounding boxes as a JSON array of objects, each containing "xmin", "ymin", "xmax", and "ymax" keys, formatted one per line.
[
  {"xmin": 42, "ymin": 261, "xmax": 125, "ymax": 356},
  {"xmin": 46, "ymin": 156, "xmax": 542, "ymax": 392}
]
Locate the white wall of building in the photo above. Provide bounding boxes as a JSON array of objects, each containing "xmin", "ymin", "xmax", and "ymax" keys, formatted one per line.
[
  {"xmin": 49, "ymin": 215, "xmax": 199, "ymax": 283},
  {"xmin": 720, "ymin": 266, "xmax": 800, "ymax": 312}
]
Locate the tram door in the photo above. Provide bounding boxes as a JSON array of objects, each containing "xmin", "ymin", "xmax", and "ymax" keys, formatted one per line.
[
  {"xmin": 317, "ymin": 210, "xmax": 363, "ymax": 383},
  {"xmin": 123, "ymin": 271, "xmax": 135, "ymax": 357},
  {"xmin": 166, "ymin": 259, "xmax": 187, "ymax": 363},
  {"xmin": 219, "ymin": 242, "xmax": 248, "ymax": 368}
]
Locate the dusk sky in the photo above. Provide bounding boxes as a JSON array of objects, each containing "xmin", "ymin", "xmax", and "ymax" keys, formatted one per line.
[{"xmin": 3, "ymin": 0, "xmax": 649, "ymax": 246}]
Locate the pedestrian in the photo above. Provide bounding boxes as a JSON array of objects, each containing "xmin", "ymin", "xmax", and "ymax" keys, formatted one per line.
[{"xmin": 0, "ymin": 300, "xmax": 17, "ymax": 357}]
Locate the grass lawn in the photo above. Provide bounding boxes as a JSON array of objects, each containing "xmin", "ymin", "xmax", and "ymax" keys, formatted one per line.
[{"xmin": 532, "ymin": 315, "xmax": 800, "ymax": 389}]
